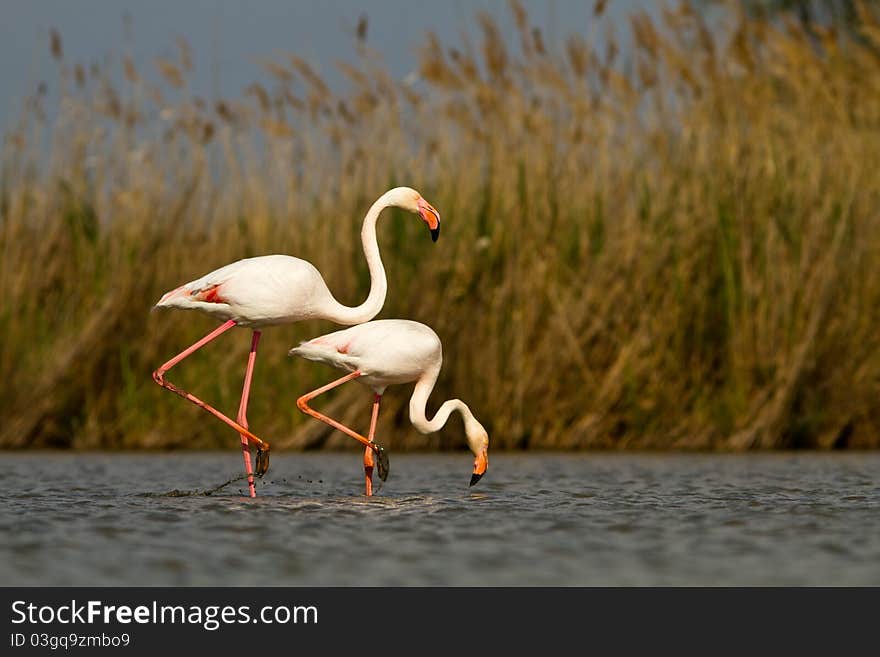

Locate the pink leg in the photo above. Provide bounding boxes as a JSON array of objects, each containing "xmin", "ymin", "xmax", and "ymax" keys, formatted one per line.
[
  {"xmin": 364, "ymin": 394, "xmax": 382, "ymax": 496},
  {"xmin": 237, "ymin": 331, "xmax": 261, "ymax": 498},
  {"xmin": 296, "ymin": 372, "xmax": 372, "ymax": 447},
  {"xmin": 296, "ymin": 372, "xmax": 388, "ymax": 491},
  {"xmin": 153, "ymin": 320, "xmax": 271, "ymax": 474}
]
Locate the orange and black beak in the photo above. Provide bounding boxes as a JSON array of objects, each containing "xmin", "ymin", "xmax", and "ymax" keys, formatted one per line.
[
  {"xmin": 470, "ymin": 449, "xmax": 488, "ymax": 487},
  {"xmin": 417, "ymin": 197, "xmax": 441, "ymax": 242}
]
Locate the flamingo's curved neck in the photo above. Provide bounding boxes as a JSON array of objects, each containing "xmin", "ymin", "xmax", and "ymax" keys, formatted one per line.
[
  {"xmin": 408, "ymin": 365, "xmax": 478, "ymax": 436},
  {"xmin": 321, "ymin": 195, "xmax": 389, "ymax": 325}
]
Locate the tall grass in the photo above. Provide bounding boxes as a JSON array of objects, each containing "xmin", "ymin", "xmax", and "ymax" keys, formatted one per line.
[{"xmin": 2, "ymin": 1, "xmax": 879, "ymax": 451}]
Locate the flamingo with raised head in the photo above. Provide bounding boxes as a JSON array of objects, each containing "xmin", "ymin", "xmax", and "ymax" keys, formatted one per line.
[
  {"xmin": 152, "ymin": 188, "xmax": 441, "ymax": 497},
  {"xmin": 289, "ymin": 319, "xmax": 490, "ymax": 495}
]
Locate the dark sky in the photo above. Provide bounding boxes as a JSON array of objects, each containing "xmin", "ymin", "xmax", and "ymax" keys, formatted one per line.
[{"xmin": 0, "ymin": 0, "xmax": 655, "ymax": 130}]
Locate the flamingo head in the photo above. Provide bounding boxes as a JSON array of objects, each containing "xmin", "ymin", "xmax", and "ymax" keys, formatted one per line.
[
  {"xmin": 387, "ymin": 186, "xmax": 441, "ymax": 242},
  {"xmin": 465, "ymin": 418, "xmax": 490, "ymax": 487}
]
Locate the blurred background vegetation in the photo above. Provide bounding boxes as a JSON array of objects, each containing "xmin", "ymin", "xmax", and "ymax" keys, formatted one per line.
[{"xmin": 2, "ymin": 0, "xmax": 879, "ymax": 452}]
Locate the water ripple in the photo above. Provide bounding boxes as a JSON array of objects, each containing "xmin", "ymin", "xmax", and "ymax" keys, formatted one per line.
[{"xmin": 0, "ymin": 452, "xmax": 878, "ymax": 585}]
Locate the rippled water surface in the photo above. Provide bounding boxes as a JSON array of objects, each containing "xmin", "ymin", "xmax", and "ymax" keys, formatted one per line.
[{"xmin": 1, "ymin": 452, "xmax": 878, "ymax": 586}]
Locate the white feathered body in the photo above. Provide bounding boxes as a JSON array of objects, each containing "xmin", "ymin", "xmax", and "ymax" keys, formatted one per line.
[
  {"xmin": 290, "ymin": 319, "xmax": 442, "ymax": 393},
  {"xmin": 154, "ymin": 255, "xmax": 341, "ymax": 328},
  {"xmin": 291, "ymin": 319, "xmax": 490, "ymax": 468}
]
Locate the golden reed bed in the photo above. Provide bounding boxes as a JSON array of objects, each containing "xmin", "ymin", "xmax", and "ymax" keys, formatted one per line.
[{"xmin": 2, "ymin": 1, "xmax": 879, "ymax": 451}]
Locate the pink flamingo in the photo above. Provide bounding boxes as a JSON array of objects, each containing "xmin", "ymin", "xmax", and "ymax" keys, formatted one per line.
[
  {"xmin": 152, "ymin": 188, "xmax": 441, "ymax": 497},
  {"xmin": 289, "ymin": 319, "xmax": 490, "ymax": 496}
]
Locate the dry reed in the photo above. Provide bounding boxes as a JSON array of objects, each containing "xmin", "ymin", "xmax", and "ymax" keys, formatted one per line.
[{"xmin": 2, "ymin": 1, "xmax": 879, "ymax": 452}]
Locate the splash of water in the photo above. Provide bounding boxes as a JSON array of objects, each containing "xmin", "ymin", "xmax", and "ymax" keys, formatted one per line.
[{"xmin": 138, "ymin": 472, "xmax": 257, "ymax": 497}]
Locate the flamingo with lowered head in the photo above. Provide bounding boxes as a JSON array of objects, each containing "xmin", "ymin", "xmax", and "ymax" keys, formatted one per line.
[
  {"xmin": 152, "ymin": 187, "xmax": 441, "ymax": 497},
  {"xmin": 289, "ymin": 319, "xmax": 490, "ymax": 495}
]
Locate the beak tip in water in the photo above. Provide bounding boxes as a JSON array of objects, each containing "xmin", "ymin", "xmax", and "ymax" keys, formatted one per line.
[{"xmin": 469, "ymin": 472, "xmax": 483, "ymax": 487}]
